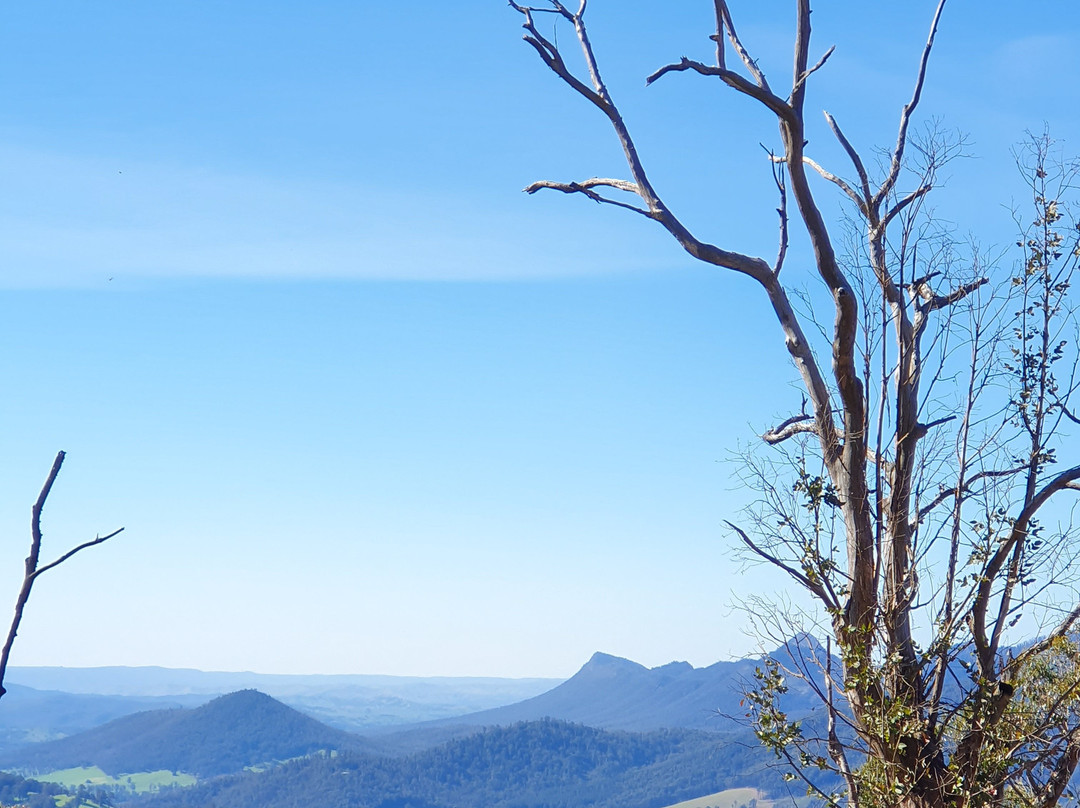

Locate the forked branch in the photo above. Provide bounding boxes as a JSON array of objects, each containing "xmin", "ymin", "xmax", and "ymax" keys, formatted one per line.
[
  {"xmin": 875, "ymin": 0, "xmax": 948, "ymax": 206},
  {"xmin": 0, "ymin": 451, "xmax": 125, "ymax": 699}
]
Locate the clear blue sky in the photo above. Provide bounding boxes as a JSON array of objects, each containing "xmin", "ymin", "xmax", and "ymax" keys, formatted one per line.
[{"xmin": 0, "ymin": 1, "xmax": 1077, "ymax": 677}]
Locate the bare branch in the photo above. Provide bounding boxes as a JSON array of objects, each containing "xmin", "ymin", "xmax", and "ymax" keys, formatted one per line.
[
  {"xmin": 916, "ymin": 465, "xmax": 1027, "ymax": 523},
  {"xmin": 882, "ymin": 184, "xmax": 933, "ymax": 228},
  {"xmin": 874, "ymin": 0, "xmax": 948, "ymax": 205},
  {"xmin": 645, "ymin": 57, "xmax": 794, "ymax": 123},
  {"xmin": 1007, "ymin": 603, "xmax": 1080, "ymax": 675},
  {"xmin": 710, "ymin": 0, "xmax": 725, "ymax": 69},
  {"xmin": 31, "ymin": 528, "xmax": 126, "ymax": 581},
  {"xmin": 974, "ymin": 465, "xmax": 1080, "ymax": 668},
  {"xmin": 0, "ymin": 452, "xmax": 124, "ymax": 699},
  {"xmin": 512, "ymin": 6, "xmax": 610, "ymax": 113},
  {"xmin": 802, "ymin": 155, "xmax": 865, "ymax": 210},
  {"xmin": 728, "ymin": 521, "xmax": 838, "ymax": 610},
  {"xmin": 791, "ymin": 44, "xmax": 835, "ymax": 100},
  {"xmin": 715, "ymin": 0, "xmax": 770, "ymax": 91},
  {"xmin": 523, "ymin": 179, "xmax": 655, "ymax": 218},
  {"xmin": 766, "ymin": 147, "xmax": 790, "ymax": 275},
  {"xmin": 824, "ymin": 112, "xmax": 872, "ymax": 207},
  {"xmin": 825, "ymin": 637, "xmax": 859, "ymax": 807},
  {"xmin": 762, "ymin": 413, "xmax": 816, "ymax": 445}
]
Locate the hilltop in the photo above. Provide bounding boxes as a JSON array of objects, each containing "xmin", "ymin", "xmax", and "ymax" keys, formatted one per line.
[{"xmin": 0, "ymin": 689, "xmax": 371, "ymax": 778}]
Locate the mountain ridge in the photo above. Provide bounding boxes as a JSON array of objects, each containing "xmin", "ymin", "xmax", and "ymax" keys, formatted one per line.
[{"xmin": 372, "ymin": 646, "xmax": 819, "ymax": 735}]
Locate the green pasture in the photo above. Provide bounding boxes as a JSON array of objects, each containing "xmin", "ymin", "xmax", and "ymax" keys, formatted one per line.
[{"xmin": 36, "ymin": 765, "xmax": 196, "ymax": 793}]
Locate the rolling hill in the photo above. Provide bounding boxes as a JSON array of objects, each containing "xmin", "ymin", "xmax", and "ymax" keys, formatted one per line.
[
  {"xmin": 5, "ymin": 665, "xmax": 561, "ymax": 732},
  {"xmin": 0, "ymin": 684, "xmax": 206, "ymax": 754},
  {"xmin": 0, "ymin": 689, "xmax": 372, "ymax": 778}
]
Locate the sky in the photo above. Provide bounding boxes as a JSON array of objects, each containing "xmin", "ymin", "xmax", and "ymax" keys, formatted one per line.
[{"xmin": 0, "ymin": 1, "xmax": 1078, "ymax": 679}]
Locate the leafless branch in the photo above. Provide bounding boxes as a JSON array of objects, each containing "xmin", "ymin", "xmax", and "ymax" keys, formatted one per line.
[
  {"xmin": 0, "ymin": 451, "xmax": 124, "ymax": 699},
  {"xmin": 767, "ymin": 147, "xmax": 790, "ymax": 275},
  {"xmin": 523, "ymin": 179, "xmax": 654, "ymax": 217},
  {"xmin": 762, "ymin": 413, "xmax": 816, "ymax": 445},
  {"xmin": 645, "ymin": 57, "xmax": 794, "ymax": 123},
  {"xmin": 802, "ymin": 155, "xmax": 865, "ymax": 210},
  {"xmin": 31, "ymin": 528, "xmax": 126, "ymax": 582},
  {"xmin": 916, "ymin": 465, "xmax": 1028, "ymax": 523},
  {"xmin": 824, "ymin": 112, "xmax": 872, "ymax": 207},
  {"xmin": 882, "ymin": 184, "xmax": 933, "ymax": 228},
  {"xmin": 874, "ymin": 0, "xmax": 948, "ymax": 206},
  {"xmin": 715, "ymin": 0, "xmax": 769, "ymax": 90},
  {"xmin": 791, "ymin": 45, "xmax": 835, "ymax": 99}
]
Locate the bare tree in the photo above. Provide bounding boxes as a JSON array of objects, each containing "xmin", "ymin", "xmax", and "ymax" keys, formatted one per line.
[
  {"xmin": 0, "ymin": 451, "xmax": 124, "ymax": 699},
  {"xmin": 510, "ymin": 3, "xmax": 1080, "ymax": 808}
]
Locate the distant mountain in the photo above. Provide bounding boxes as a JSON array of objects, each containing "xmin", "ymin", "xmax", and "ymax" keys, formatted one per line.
[
  {"xmin": 380, "ymin": 648, "xmax": 821, "ymax": 734},
  {"xmin": 5, "ymin": 666, "xmax": 561, "ymax": 731},
  {"xmin": 0, "ymin": 684, "xmax": 206, "ymax": 754},
  {"xmin": 0, "ymin": 690, "xmax": 372, "ymax": 778},
  {"xmin": 131, "ymin": 719, "xmax": 785, "ymax": 808}
]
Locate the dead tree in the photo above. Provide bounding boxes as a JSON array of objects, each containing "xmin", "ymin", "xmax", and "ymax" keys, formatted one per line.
[
  {"xmin": 0, "ymin": 451, "xmax": 124, "ymax": 699},
  {"xmin": 511, "ymin": 2, "xmax": 1080, "ymax": 807}
]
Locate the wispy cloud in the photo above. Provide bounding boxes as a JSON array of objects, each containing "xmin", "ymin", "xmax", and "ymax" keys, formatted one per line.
[{"xmin": 0, "ymin": 144, "xmax": 672, "ymax": 287}]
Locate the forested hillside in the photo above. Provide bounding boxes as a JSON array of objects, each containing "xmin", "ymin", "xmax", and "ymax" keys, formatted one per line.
[{"xmin": 130, "ymin": 719, "xmax": 787, "ymax": 808}]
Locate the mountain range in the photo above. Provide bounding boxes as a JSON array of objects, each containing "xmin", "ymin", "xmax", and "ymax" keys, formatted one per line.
[
  {"xmin": 3, "ymin": 665, "xmax": 560, "ymax": 734},
  {"xmin": 0, "ymin": 648, "xmax": 820, "ymax": 808},
  {"xmin": 393, "ymin": 650, "xmax": 819, "ymax": 734}
]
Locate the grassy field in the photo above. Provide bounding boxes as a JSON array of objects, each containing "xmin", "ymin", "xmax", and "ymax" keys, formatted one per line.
[
  {"xmin": 661, "ymin": 787, "xmax": 774, "ymax": 808},
  {"xmin": 35, "ymin": 765, "xmax": 196, "ymax": 793}
]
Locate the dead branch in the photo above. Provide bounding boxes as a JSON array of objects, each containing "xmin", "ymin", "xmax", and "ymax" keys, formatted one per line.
[
  {"xmin": 874, "ymin": 0, "xmax": 948, "ymax": 206},
  {"xmin": 824, "ymin": 112, "xmax": 872, "ymax": 208},
  {"xmin": 762, "ymin": 413, "xmax": 816, "ymax": 445},
  {"xmin": 0, "ymin": 451, "xmax": 124, "ymax": 699},
  {"xmin": 523, "ymin": 179, "xmax": 654, "ymax": 217}
]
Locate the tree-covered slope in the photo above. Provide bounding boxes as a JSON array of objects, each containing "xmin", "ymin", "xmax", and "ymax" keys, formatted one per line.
[
  {"xmin": 0, "ymin": 689, "xmax": 371, "ymax": 777},
  {"xmin": 132, "ymin": 719, "xmax": 786, "ymax": 808}
]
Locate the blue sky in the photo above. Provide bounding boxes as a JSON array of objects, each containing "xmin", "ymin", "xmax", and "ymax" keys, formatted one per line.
[{"xmin": 0, "ymin": 1, "xmax": 1077, "ymax": 678}]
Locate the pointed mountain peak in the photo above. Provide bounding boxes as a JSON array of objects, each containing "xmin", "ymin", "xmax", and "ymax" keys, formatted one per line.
[
  {"xmin": 576, "ymin": 652, "xmax": 648, "ymax": 678},
  {"xmin": 768, "ymin": 633, "xmax": 830, "ymax": 665}
]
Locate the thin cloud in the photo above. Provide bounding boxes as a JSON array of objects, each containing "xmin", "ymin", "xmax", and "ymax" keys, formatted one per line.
[{"xmin": 0, "ymin": 144, "xmax": 675, "ymax": 287}]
